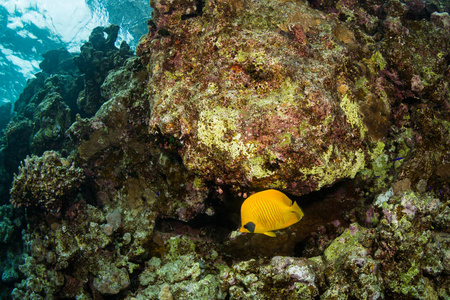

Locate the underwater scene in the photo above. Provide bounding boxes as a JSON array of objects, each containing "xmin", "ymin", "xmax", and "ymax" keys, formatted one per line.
[{"xmin": 0, "ymin": 0, "xmax": 449, "ymax": 299}]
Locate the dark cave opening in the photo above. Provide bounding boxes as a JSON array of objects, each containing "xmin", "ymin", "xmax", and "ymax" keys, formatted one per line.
[{"xmin": 153, "ymin": 179, "xmax": 365, "ymax": 260}]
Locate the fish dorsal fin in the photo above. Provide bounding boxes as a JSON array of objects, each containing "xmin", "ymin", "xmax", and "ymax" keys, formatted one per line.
[
  {"xmin": 261, "ymin": 189, "xmax": 292, "ymax": 206},
  {"xmin": 263, "ymin": 231, "xmax": 276, "ymax": 237}
]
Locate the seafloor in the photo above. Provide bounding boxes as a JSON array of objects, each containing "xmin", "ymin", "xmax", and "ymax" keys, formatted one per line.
[{"xmin": 0, "ymin": 0, "xmax": 449, "ymax": 299}]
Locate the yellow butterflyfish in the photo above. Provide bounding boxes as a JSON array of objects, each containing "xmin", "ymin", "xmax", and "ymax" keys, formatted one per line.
[{"xmin": 239, "ymin": 189, "xmax": 304, "ymax": 237}]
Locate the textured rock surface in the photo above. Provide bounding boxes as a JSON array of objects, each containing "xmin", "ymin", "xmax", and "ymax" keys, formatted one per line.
[
  {"xmin": 68, "ymin": 54, "xmax": 209, "ymax": 223},
  {"xmin": 139, "ymin": 0, "xmax": 381, "ymax": 196},
  {"xmin": 93, "ymin": 265, "xmax": 130, "ymax": 294},
  {"xmin": 0, "ymin": 204, "xmax": 23, "ymax": 294},
  {"xmin": 221, "ymin": 255, "xmax": 324, "ymax": 299},
  {"xmin": 134, "ymin": 236, "xmax": 225, "ymax": 300},
  {"xmin": 137, "ymin": 0, "xmax": 450, "ymax": 198}
]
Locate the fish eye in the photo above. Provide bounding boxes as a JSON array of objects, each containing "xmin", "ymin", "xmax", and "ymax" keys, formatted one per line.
[{"xmin": 243, "ymin": 222, "xmax": 255, "ymax": 233}]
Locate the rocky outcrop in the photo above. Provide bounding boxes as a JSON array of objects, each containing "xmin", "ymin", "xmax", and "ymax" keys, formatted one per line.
[{"xmin": 74, "ymin": 25, "xmax": 134, "ymax": 117}]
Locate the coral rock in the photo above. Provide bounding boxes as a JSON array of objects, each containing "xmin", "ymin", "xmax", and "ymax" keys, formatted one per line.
[
  {"xmin": 93, "ymin": 266, "xmax": 130, "ymax": 295},
  {"xmin": 10, "ymin": 151, "xmax": 85, "ymax": 213}
]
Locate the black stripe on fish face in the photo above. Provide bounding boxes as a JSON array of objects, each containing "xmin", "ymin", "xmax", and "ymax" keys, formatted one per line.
[{"xmin": 243, "ymin": 222, "xmax": 256, "ymax": 233}]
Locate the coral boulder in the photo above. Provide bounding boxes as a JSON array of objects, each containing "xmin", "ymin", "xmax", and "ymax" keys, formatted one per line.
[{"xmin": 139, "ymin": 0, "xmax": 387, "ymax": 195}]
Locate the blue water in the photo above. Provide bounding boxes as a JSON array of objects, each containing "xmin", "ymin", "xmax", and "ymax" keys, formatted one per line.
[{"xmin": 0, "ymin": 0, "xmax": 152, "ymax": 106}]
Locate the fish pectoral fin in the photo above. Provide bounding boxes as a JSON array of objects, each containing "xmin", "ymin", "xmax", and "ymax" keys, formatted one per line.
[{"xmin": 263, "ymin": 231, "xmax": 276, "ymax": 237}]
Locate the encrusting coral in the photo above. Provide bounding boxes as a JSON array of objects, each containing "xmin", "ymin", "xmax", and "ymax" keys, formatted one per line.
[{"xmin": 10, "ymin": 151, "xmax": 85, "ymax": 213}]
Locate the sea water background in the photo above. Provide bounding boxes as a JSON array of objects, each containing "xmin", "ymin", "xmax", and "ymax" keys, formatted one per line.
[{"xmin": 0, "ymin": 0, "xmax": 152, "ymax": 105}]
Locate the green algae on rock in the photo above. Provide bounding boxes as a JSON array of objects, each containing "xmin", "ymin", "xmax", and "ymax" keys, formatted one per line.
[
  {"xmin": 323, "ymin": 223, "xmax": 383, "ymax": 299},
  {"xmin": 321, "ymin": 189, "xmax": 449, "ymax": 299},
  {"xmin": 221, "ymin": 255, "xmax": 324, "ymax": 300},
  {"xmin": 93, "ymin": 265, "xmax": 130, "ymax": 295},
  {"xmin": 135, "ymin": 236, "xmax": 226, "ymax": 300}
]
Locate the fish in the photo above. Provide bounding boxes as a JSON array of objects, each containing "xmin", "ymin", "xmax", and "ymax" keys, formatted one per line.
[{"xmin": 239, "ymin": 189, "xmax": 304, "ymax": 237}]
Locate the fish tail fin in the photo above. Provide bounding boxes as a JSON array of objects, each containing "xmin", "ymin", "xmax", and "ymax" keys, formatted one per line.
[
  {"xmin": 290, "ymin": 201, "xmax": 304, "ymax": 220},
  {"xmin": 263, "ymin": 231, "xmax": 276, "ymax": 237},
  {"xmin": 282, "ymin": 201, "xmax": 304, "ymax": 227}
]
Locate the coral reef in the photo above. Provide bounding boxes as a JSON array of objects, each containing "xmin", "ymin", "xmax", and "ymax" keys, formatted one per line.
[
  {"xmin": 67, "ymin": 54, "xmax": 208, "ymax": 223},
  {"xmin": 0, "ymin": 102, "xmax": 12, "ymax": 137},
  {"xmin": 139, "ymin": 0, "xmax": 380, "ymax": 196},
  {"xmin": 322, "ymin": 189, "xmax": 450, "ymax": 299},
  {"xmin": 93, "ymin": 265, "xmax": 130, "ymax": 294},
  {"xmin": 1, "ymin": 0, "xmax": 449, "ymax": 299},
  {"xmin": 221, "ymin": 255, "xmax": 323, "ymax": 299},
  {"xmin": 133, "ymin": 235, "xmax": 225, "ymax": 299},
  {"xmin": 224, "ymin": 190, "xmax": 449, "ymax": 299}
]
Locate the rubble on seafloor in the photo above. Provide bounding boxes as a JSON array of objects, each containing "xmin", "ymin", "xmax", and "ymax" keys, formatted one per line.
[{"xmin": 0, "ymin": 0, "xmax": 449, "ymax": 299}]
